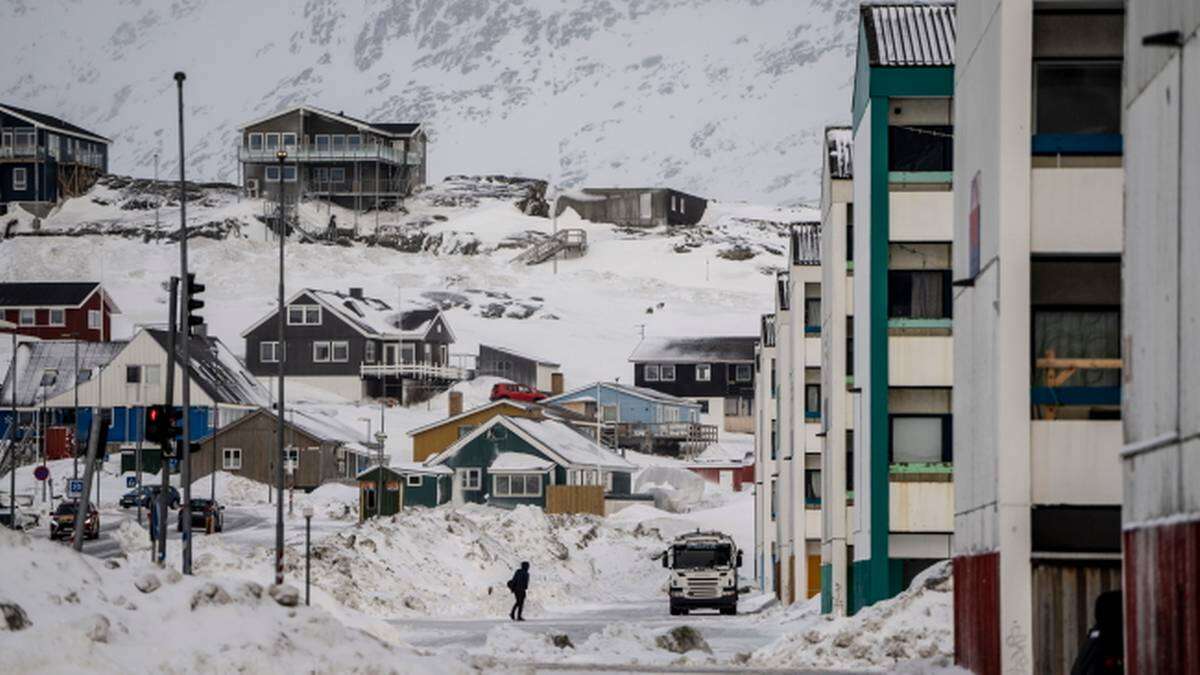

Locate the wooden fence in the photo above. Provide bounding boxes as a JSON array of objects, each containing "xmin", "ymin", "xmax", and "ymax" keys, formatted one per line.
[{"xmin": 545, "ymin": 485, "xmax": 604, "ymax": 516}]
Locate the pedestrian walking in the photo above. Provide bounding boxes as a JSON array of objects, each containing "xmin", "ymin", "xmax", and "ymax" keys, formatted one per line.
[{"xmin": 507, "ymin": 561, "xmax": 530, "ymax": 621}]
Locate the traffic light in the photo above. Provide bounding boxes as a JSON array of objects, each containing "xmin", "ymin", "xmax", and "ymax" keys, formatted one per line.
[
  {"xmin": 144, "ymin": 405, "xmax": 183, "ymax": 446},
  {"xmin": 185, "ymin": 273, "xmax": 206, "ymax": 336}
]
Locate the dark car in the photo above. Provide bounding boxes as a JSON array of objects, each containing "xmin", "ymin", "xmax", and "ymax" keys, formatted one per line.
[
  {"xmin": 490, "ymin": 383, "xmax": 547, "ymax": 403},
  {"xmin": 119, "ymin": 485, "xmax": 181, "ymax": 509},
  {"xmin": 178, "ymin": 498, "xmax": 224, "ymax": 533},
  {"xmin": 50, "ymin": 500, "xmax": 99, "ymax": 541}
]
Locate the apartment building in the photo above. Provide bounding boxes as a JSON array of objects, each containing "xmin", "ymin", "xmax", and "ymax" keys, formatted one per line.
[
  {"xmin": 772, "ymin": 269, "xmax": 796, "ymax": 603},
  {"xmin": 952, "ymin": 5, "xmax": 1125, "ymax": 673},
  {"xmin": 819, "ymin": 126, "xmax": 855, "ymax": 616},
  {"xmin": 753, "ymin": 313, "xmax": 777, "ymax": 596},
  {"xmin": 1121, "ymin": 3, "xmax": 1199, "ymax": 673},
  {"xmin": 849, "ymin": 2, "xmax": 956, "ymax": 614}
]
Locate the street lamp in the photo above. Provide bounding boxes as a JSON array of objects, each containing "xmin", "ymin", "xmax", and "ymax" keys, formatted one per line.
[
  {"xmin": 274, "ymin": 148, "xmax": 288, "ymax": 586},
  {"xmin": 302, "ymin": 504, "xmax": 314, "ymax": 606}
]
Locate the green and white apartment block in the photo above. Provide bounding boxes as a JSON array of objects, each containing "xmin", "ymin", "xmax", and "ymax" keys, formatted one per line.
[
  {"xmin": 846, "ymin": 2, "xmax": 956, "ymax": 613},
  {"xmin": 818, "ymin": 126, "xmax": 855, "ymax": 616}
]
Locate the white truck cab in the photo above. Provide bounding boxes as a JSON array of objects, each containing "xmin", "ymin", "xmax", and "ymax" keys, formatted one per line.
[{"xmin": 663, "ymin": 530, "xmax": 742, "ymax": 615}]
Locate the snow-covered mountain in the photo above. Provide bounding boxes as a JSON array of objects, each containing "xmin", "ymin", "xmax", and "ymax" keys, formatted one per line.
[{"xmin": 0, "ymin": 0, "xmax": 856, "ymax": 204}]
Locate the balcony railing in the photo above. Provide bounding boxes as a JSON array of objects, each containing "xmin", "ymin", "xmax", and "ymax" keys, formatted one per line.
[
  {"xmin": 1031, "ymin": 353, "xmax": 1122, "ymax": 418},
  {"xmin": 238, "ymin": 144, "xmax": 423, "ymax": 166},
  {"xmin": 0, "ymin": 146, "xmax": 41, "ymax": 159},
  {"xmin": 360, "ymin": 363, "xmax": 465, "ymax": 380},
  {"xmin": 0, "ymin": 146, "xmax": 104, "ymax": 169}
]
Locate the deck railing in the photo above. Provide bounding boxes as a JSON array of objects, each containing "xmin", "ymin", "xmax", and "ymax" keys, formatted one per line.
[
  {"xmin": 238, "ymin": 144, "xmax": 423, "ymax": 166},
  {"xmin": 360, "ymin": 363, "xmax": 465, "ymax": 380}
]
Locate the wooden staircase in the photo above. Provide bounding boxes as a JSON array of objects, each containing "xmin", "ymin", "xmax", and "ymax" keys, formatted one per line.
[{"xmin": 514, "ymin": 228, "xmax": 588, "ymax": 265}]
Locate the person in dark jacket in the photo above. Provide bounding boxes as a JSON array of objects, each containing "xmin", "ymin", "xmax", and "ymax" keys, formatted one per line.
[
  {"xmin": 1070, "ymin": 590, "xmax": 1123, "ymax": 675},
  {"xmin": 508, "ymin": 561, "xmax": 530, "ymax": 621}
]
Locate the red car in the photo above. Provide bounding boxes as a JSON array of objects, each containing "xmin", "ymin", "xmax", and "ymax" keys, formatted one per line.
[{"xmin": 490, "ymin": 383, "xmax": 547, "ymax": 403}]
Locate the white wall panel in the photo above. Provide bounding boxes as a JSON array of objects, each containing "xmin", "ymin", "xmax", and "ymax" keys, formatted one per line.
[{"xmin": 1031, "ymin": 168, "xmax": 1123, "ymax": 253}]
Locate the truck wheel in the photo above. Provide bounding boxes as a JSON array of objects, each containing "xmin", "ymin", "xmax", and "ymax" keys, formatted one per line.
[{"xmin": 669, "ymin": 605, "xmax": 681, "ymax": 616}]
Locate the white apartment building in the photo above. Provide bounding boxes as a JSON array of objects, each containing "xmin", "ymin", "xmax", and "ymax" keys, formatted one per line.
[
  {"xmin": 952, "ymin": 4, "xmax": 1125, "ymax": 673},
  {"xmin": 753, "ymin": 314, "xmax": 777, "ymax": 595}
]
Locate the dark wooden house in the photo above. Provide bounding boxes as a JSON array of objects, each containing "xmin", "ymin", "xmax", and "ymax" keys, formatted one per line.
[
  {"xmin": 0, "ymin": 104, "xmax": 109, "ymax": 212},
  {"xmin": 629, "ymin": 336, "xmax": 758, "ymax": 433},
  {"xmin": 556, "ymin": 188, "xmax": 707, "ymax": 227},
  {"xmin": 236, "ymin": 105, "xmax": 426, "ymax": 213},
  {"xmin": 241, "ymin": 287, "xmax": 458, "ymax": 402},
  {"xmin": 0, "ymin": 282, "xmax": 119, "ymax": 342},
  {"xmin": 476, "ymin": 344, "xmax": 561, "ymax": 392}
]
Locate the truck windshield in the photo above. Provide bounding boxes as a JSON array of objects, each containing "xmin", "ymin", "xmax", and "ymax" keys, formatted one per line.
[{"xmin": 672, "ymin": 544, "xmax": 732, "ymax": 569}]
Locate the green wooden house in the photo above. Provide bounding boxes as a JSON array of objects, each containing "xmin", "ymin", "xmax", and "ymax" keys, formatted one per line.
[
  {"xmin": 356, "ymin": 463, "xmax": 452, "ymax": 519},
  {"xmin": 425, "ymin": 415, "xmax": 637, "ymax": 509}
]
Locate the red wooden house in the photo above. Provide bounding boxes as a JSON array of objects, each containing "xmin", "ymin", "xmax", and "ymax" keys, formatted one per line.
[{"xmin": 0, "ymin": 282, "xmax": 119, "ymax": 342}]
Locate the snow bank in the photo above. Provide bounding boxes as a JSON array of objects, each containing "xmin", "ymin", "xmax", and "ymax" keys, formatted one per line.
[
  {"xmin": 0, "ymin": 528, "xmax": 460, "ymax": 674},
  {"xmin": 474, "ymin": 621, "xmax": 720, "ymax": 668},
  {"xmin": 749, "ymin": 561, "xmax": 957, "ymax": 672}
]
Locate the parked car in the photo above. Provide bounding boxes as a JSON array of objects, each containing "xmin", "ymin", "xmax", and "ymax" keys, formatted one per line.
[
  {"xmin": 50, "ymin": 500, "xmax": 99, "ymax": 540},
  {"xmin": 0, "ymin": 493, "xmax": 40, "ymax": 530},
  {"xmin": 119, "ymin": 485, "xmax": 181, "ymax": 509},
  {"xmin": 178, "ymin": 498, "xmax": 224, "ymax": 533},
  {"xmin": 490, "ymin": 382, "xmax": 547, "ymax": 403}
]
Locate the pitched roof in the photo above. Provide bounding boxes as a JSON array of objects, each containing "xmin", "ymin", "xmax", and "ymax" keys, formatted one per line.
[
  {"xmin": 240, "ymin": 288, "xmax": 449, "ymax": 341},
  {"xmin": 237, "ymin": 105, "xmax": 421, "ymax": 138},
  {"xmin": 490, "ymin": 452, "xmax": 555, "ymax": 472},
  {"xmin": 628, "ymin": 336, "xmax": 758, "ymax": 364},
  {"xmin": 373, "ymin": 122, "xmax": 422, "ymax": 136},
  {"xmin": 543, "ymin": 381, "xmax": 701, "ymax": 408},
  {"xmin": 826, "ymin": 126, "xmax": 853, "ymax": 179},
  {"xmin": 429, "ymin": 415, "xmax": 635, "ymax": 472},
  {"xmin": 145, "ymin": 329, "xmax": 269, "ymax": 406},
  {"xmin": 405, "ymin": 398, "xmax": 537, "ymax": 437},
  {"xmin": 201, "ymin": 406, "xmax": 368, "ymax": 452},
  {"xmin": 0, "ymin": 340, "xmax": 126, "ymax": 407},
  {"xmin": 0, "ymin": 282, "xmax": 107, "ymax": 308},
  {"xmin": 0, "ymin": 104, "xmax": 110, "ymax": 144},
  {"xmin": 861, "ymin": 3, "xmax": 956, "ymax": 67},
  {"xmin": 481, "ymin": 344, "xmax": 561, "ymax": 368}
]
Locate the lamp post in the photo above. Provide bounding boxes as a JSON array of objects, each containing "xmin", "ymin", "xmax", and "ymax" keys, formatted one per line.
[
  {"xmin": 303, "ymin": 504, "xmax": 313, "ymax": 606},
  {"xmin": 274, "ymin": 148, "xmax": 288, "ymax": 586}
]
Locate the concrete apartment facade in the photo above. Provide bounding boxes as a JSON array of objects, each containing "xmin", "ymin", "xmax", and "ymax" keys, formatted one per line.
[
  {"xmin": 819, "ymin": 126, "xmax": 855, "ymax": 616},
  {"xmin": 753, "ymin": 313, "xmax": 777, "ymax": 596},
  {"xmin": 952, "ymin": 4, "xmax": 1125, "ymax": 673},
  {"xmin": 1120, "ymin": 2, "xmax": 1200, "ymax": 673},
  {"xmin": 849, "ymin": 3, "xmax": 957, "ymax": 614}
]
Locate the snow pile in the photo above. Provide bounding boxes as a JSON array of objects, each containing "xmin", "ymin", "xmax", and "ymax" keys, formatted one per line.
[
  {"xmin": 474, "ymin": 622, "xmax": 718, "ymax": 668},
  {"xmin": 749, "ymin": 561, "xmax": 956, "ymax": 671},
  {"xmin": 298, "ymin": 504, "xmax": 667, "ymax": 618},
  {"xmin": 0, "ymin": 527, "xmax": 460, "ymax": 674},
  {"xmin": 633, "ymin": 465, "xmax": 708, "ymax": 512}
]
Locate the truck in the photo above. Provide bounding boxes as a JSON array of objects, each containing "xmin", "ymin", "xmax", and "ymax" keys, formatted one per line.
[{"xmin": 662, "ymin": 530, "xmax": 742, "ymax": 615}]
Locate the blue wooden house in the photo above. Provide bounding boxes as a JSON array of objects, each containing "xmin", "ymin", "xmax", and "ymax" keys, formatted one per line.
[
  {"xmin": 542, "ymin": 382, "xmax": 701, "ymax": 425},
  {"xmin": 0, "ymin": 104, "xmax": 110, "ymax": 211},
  {"xmin": 425, "ymin": 415, "xmax": 637, "ymax": 510}
]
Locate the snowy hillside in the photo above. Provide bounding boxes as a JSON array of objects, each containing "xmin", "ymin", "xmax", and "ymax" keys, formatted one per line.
[{"xmin": 0, "ymin": 0, "xmax": 857, "ymax": 204}]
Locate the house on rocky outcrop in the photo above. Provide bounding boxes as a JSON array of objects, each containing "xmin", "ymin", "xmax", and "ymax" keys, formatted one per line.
[
  {"xmin": 556, "ymin": 188, "xmax": 707, "ymax": 227},
  {"xmin": 0, "ymin": 103, "xmax": 109, "ymax": 213}
]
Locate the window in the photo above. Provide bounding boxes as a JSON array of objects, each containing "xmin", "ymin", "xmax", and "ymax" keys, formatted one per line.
[
  {"xmin": 460, "ymin": 468, "xmax": 481, "ymax": 490},
  {"xmin": 282, "ymin": 165, "xmax": 297, "ymax": 182},
  {"xmin": 265, "ymin": 166, "xmax": 280, "ymax": 182},
  {"xmin": 601, "ymin": 405, "xmax": 618, "ymax": 422},
  {"xmin": 401, "ymin": 343, "xmax": 416, "ymax": 364},
  {"xmin": 770, "ymin": 419, "xmax": 777, "ymax": 460},
  {"xmin": 264, "ymin": 133, "xmax": 280, "ymax": 150},
  {"xmin": 315, "ymin": 134, "xmax": 330, "ymax": 151},
  {"xmin": 1033, "ymin": 310, "xmax": 1120, "ymax": 388},
  {"xmin": 697, "ymin": 400, "xmax": 709, "ymax": 414},
  {"xmin": 457, "ymin": 424, "xmax": 477, "ymax": 439},
  {"xmin": 313, "ymin": 341, "xmax": 332, "ymax": 362},
  {"xmin": 47, "ymin": 308, "xmax": 65, "ymax": 326},
  {"xmin": 248, "ymin": 133, "xmax": 263, "ymax": 150},
  {"xmin": 805, "ymin": 469, "xmax": 822, "ymax": 504},
  {"xmin": 331, "ymin": 135, "xmax": 346, "ymax": 152},
  {"xmin": 695, "ymin": 364, "xmax": 711, "ymax": 382},
  {"xmin": 13, "ymin": 128, "xmax": 34, "ymax": 150},
  {"xmin": 487, "ymin": 425, "xmax": 508, "ymax": 440},
  {"xmin": 144, "ymin": 365, "xmax": 161, "ymax": 385},
  {"xmin": 888, "ymin": 125, "xmax": 953, "ymax": 172},
  {"xmin": 331, "ymin": 341, "xmax": 349, "ymax": 362},
  {"xmin": 222, "ymin": 448, "xmax": 242, "ymax": 470},
  {"xmin": 260, "ymin": 341, "xmax": 281, "ymax": 363},
  {"xmin": 12, "ymin": 168, "xmax": 27, "ymax": 191},
  {"xmin": 805, "ymin": 297, "xmax": 821, "ymax": 332},
  {"xmin": 660, "ymin": 364, "xmax": 676, "ymax": 382},
  {"xmin": 888, "ymin": 270, "xmax": 951, "ymax": 319},
  {"xmin": 734, "ymin": 364, "xmax": 752, "ymax": 382},
  {"xmin": 644, "ymin": 364, "xmax": 660, "ymax": 382},
  {"xmin": 493, "ymin": 473, "xmax": 543, "ymax": 498},
  {"xmin": 890, "ymin": 415, "xmax": 952, "ymax": 464},
  {"xmin": 281, "ymin": 132, "xmax": 297, "ymax": 149},
  {"xmin": 805, "ymin": 384, "xmax": 821, "ymax": 419},
  {"xmin": 770, "ymin": 478, "xmax": 777, "ymax": 520},
  {"xmin": 406, "ymin": 474, "xmax": 422, "ymax": 487},
  {"xmin": 77, "ymin": 368, "xmax": 93, "ymax": 383},
  {"xmin": 18, "ymin": 308, "xmax": 35, "ymax": 326},
  {"xmin": 125, "ymin": 365, "xmax": 141, "ymax": 384},
  {"xmin": 1034, "ymin": 61, "xmax": 1121, "ymax": 135},
  {"xmin": 570, "ymin": 469, "xmax": 602, "ymax": 486},
  {"xmin": 364, "ymin": 341, "xmax": 376, "ymax": 363},
  {"xmin": 347, "ymin": 135, "xmax": 361, "ymax": 149},
  {"xmin": 330, "ymin": 167, "xmax": 345, "ymax": 183},
  {"xmin": 605, "ymin": 471, "xmax": 614, "ymax": 492},
  {"xmin": 287, "ymin": 305, "xmax": 321, "ymax": 325},
  {"xmin": 88, "ymin": 310, "xmax": 102, "ymax": 330},
  {"xmin": 846, "ymin": 205, "xmax": 854, "ymax": 263}
]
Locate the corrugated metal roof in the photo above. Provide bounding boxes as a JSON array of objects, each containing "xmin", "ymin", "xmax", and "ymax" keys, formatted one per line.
[
  {"xmin": 0, "ymin": 340, "xmax": 126, "ymax": 407},
  {"xmin": 862, "ymin": 3, "xmax": 956, "ymax": 67}
]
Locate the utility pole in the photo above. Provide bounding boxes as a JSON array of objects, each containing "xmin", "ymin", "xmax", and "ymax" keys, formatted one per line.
[
  {"xmin": 72, "ymin": 337, "xmax": 79, "ymax": 479},
  {"xmin": 154, "ymin": 152, "xmax": 160, "ymax": 229},
  {"xmin": 274, "ymin": 148, "xmax": 288, "ymax": 587},
  {"xmin": 8, "ymin": 329, "xmax": 15, "ymax": 528},
  {"xmin": 174, "ymin": 71, "xmax": 194, "ymax": 575},
  {"xmin": 72, "ymin": 410, "xmax": 102, "ymax": 552}
]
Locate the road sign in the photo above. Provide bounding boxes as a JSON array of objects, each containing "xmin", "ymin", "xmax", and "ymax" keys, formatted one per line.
[
  {"xmin": 33, "ymin": 465, "xmax": 49, "ymax": 481},
  {"xmin": 126, "ymin": 476, "xmax": 137, "ymax": 488},
  {"xmin": 66, "ymin": 478, "xmax": 84, "ymax": 499}
]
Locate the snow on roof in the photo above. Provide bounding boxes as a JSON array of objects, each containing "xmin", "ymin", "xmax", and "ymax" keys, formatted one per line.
[
  {"xmin": 405, "ymin": 398, "xmax": 536, "ymax": 437},
  {"xmin": 861, "ymin": 3, "xmax": 956, "ymax": 68},
  {"xmin": 0, "ymin": 340, "xmax": 125, "ymax": 407},
  {"xmin": 390, "ymin": 461, "xmax": 453, "ymax": 475},
  {"xmin": 543, "ymin": 381, "xmax": 700, "ymax": 408},
  {"xmin": 692, "ymin": 442, "xmax": 754, "ymax": 466},
  {"xmin": 146, "ymin": 330, "xmax": 269, "ymax": 406},
  {"xmin": 628, "ymin": 336, "xmax": 757, "ymax": 364},
  {"xmin": 306, "ymin": 290, "xmax": 443, "ymax": 340},
  {"xmin": 489, "ymin": 452, "xmax": 554, "ymax": 472},
  {"xmin": 826, "ymin": 127, "xmax": 853, "ymax": 179},
  {"xmin": 481, "ymin": 343, "xmax": 560, "ymax": 368},
  {"xmin": 505, "ymin": 417, "xmax": 635, "ymax": 471}
]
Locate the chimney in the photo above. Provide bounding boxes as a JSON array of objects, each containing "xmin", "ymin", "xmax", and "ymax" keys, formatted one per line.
[
  {"xmin": 349, "ymin": 287, "xmax": 364, "ymax": 300},
  {"xmin": 448, "ymin": 390, "xmax": 463, "ymax": 417},
  {"xmin": 551, "ymin": 372, "xmax": 564, "ymax": 396}
]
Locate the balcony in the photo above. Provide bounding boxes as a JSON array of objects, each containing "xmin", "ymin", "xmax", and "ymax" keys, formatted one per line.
[
  {"xmin": 0, "ymin": 145, "xmax": 41, "ymax": 160},
  {"xmin": 360, "ymin": 363, "xmax": 464, "ymax": 380},
  {"xmin": 0, "ymin": 146, "xmax": 103, "ymax": 169},
  {"xmin": 239, "ymin": 144, "xmax": 423, "ymax": 166}
]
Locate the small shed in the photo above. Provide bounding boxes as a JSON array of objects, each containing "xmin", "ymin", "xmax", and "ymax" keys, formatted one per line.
[{"xmin": 356, "ymin": 463, "xmax": 453, "ymax": 518}]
